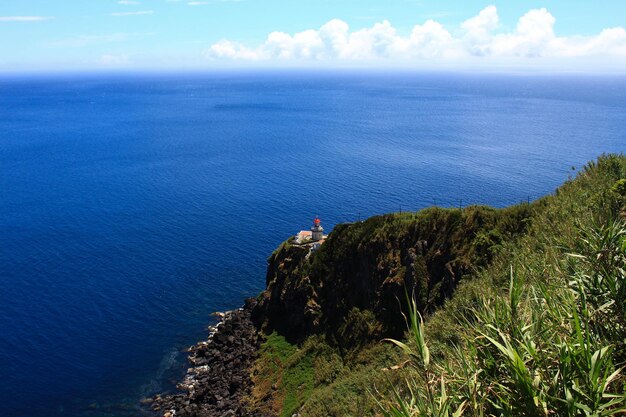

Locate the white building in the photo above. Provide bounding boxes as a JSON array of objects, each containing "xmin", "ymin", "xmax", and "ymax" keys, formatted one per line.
[
  {"xmin": 294, "ymin": 230, "xmax": 312, "ymax": 244},
  {"xmin": 293, "ymin": 217, "xmax": 327, "ymax": 248}
]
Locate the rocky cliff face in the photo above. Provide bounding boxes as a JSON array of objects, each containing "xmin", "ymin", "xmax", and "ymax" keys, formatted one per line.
[
  {"xmin": 252, "ymin": 205, "xmax": 533, "ymax": 345},
  {"xmin": 151, "ymin": 300, "xmax": 266, "ymax": 417}
]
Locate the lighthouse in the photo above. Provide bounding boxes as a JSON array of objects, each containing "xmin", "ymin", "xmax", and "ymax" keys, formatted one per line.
[{"xmin": 311, "ymin": 216, "xmax": 324, "ymax": 241}]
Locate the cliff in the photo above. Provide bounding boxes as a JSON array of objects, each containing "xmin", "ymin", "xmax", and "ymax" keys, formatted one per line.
[
  {"xmin": 252, "ymin": 204, "xmax": 533, "ymax": 345},
  {"xmin": 245, "ymin": 154, "xmax": 626, "ymax": 417}
]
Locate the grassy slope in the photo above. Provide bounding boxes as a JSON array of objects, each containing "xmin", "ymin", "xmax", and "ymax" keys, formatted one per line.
[{"xmin": 248, "ymin": 154, "xmax": 626, "ymax": 417}]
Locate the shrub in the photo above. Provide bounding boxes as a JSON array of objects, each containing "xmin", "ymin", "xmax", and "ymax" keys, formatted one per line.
[{"xmin": 379, "ymin": 221, "xmax": 626, "ymax": 416}]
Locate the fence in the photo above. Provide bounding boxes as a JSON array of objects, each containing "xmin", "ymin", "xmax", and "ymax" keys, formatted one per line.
[{"xmin": 326, "ymin": 193, "xmax": 550, "ymax": 226}]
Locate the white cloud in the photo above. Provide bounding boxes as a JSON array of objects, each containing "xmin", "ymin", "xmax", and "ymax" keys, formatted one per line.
[
  {"xmin": 205, "ymin": 6, "xmax": 626, "ymax": 64},
  {"xmin": 110, "ymin": 10, "xmax": 153, "ymax": 16},
  {"xmin": 489, "ymin": 8, "xmax": 556, "ymax": 57},
  {"xmin": 461, "ymin": 5, "xmax": 498, "ymax": 56},
  {"xmin": 188, "ymin": 1, "xmax": 209, "ymax": 5},
  {"xmin": 0, "ymin": 16, "xmax": 53, "ymax": 22}
]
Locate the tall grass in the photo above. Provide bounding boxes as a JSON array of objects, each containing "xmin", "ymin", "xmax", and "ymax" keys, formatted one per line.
[
  {"xmin": 379, "ymin": 219, "xmax": 626, "ymax": 416},
  {"xmin": 248, "ymin": 154, "xmax": 626, "ymax": 417}
]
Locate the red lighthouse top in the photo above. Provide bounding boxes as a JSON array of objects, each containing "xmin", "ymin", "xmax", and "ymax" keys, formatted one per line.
[{"xmin": 313, "ymin": 217, "xmax": 321, "ymax": 225}]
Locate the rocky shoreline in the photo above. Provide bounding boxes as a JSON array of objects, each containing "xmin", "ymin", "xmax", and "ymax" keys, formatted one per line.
[{"xmin": 147, "ymin": 298, "xmax": 266, "ymax": 417}]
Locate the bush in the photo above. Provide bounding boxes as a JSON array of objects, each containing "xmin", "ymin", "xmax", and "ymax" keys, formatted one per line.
[{"xmin": 379, "ymin": 221, "xmax": 626, "ymax": 416}]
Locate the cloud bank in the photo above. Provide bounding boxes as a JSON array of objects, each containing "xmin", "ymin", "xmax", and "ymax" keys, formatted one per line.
[{"xmin": 205, "ymin": 6, "xmax": 626, "ymax": 64}]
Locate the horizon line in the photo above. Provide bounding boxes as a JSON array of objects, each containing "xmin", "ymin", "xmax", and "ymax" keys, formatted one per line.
[{"xmin": 2, "ymin": 66, "xmax": 626, "ymax": 79}]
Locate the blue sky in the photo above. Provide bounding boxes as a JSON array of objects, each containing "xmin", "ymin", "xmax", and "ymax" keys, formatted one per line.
[{"xmin": 1, "ymin": 0, "xmax": 626, "ymax": 72}]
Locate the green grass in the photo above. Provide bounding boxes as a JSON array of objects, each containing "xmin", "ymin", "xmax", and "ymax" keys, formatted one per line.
[
  {"xmin": 250, "ymin": 332, "xmax": 316, "ymax": 417},
  {"xmin": 250, "ymin": 332, "xmax": 403, "ymax": 417},
  {"xmin": 261, "ymin": 331, "xmax": 298, "ymax": 362},
  {"xmin": 281, "ymin": 349, "xmax": 315, "ymax": 417},
  {"xmin": 250, "ymin": 154, "xmax": 626, "ymax": 417},
  {"xmin": 378, "ymin": 154, "xmax": 626, "ymax": 416}
]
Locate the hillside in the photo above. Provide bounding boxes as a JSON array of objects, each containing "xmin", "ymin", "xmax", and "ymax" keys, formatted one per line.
[
  {"xmin": 246, "ymin": 154, "xmax": 626, "ymax": 417},
  {"xmin": 253, "ymin": 201, "xmax": 533, "ymax": 345}
]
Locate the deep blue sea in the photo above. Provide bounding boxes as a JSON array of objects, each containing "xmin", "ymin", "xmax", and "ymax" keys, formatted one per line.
[{"xmin": 1, "ymin": 71, "xmax": 625, "ymax": 417}]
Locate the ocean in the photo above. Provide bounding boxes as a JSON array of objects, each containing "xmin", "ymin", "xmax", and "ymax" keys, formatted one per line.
[{"xmin": 1, "ymin": 71, "xmax": 624, "ymax": 417}]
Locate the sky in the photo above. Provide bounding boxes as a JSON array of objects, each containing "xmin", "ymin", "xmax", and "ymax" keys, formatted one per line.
[{"xmin": 1, "ymin": 0, "xmax": 626, "ymax": 73}]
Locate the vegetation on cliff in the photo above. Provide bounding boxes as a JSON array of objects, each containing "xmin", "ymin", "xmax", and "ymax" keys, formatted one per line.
[
  {"xmin": 253, "ymin": 203, "xmax": 534, "ymax": 344},
  {"xmin": 248, "ymin": 154, "xmax": 626, "ymax": 416}
]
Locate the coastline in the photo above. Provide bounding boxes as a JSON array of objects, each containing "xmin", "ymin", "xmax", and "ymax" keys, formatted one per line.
[{"xmin": 148, "ymin": 298, "xmax": 265, "ymax": 417}]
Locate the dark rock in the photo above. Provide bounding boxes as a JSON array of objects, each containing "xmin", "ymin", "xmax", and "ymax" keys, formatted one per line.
[{"xmin": 150, "ymin": 300, "xmax": 267, "ymax": 417}]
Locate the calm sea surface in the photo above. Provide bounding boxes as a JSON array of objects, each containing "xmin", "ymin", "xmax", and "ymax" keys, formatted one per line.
[{"xmin": 1, "ymin": 71, "xmax": 625, "ymax": 417}]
